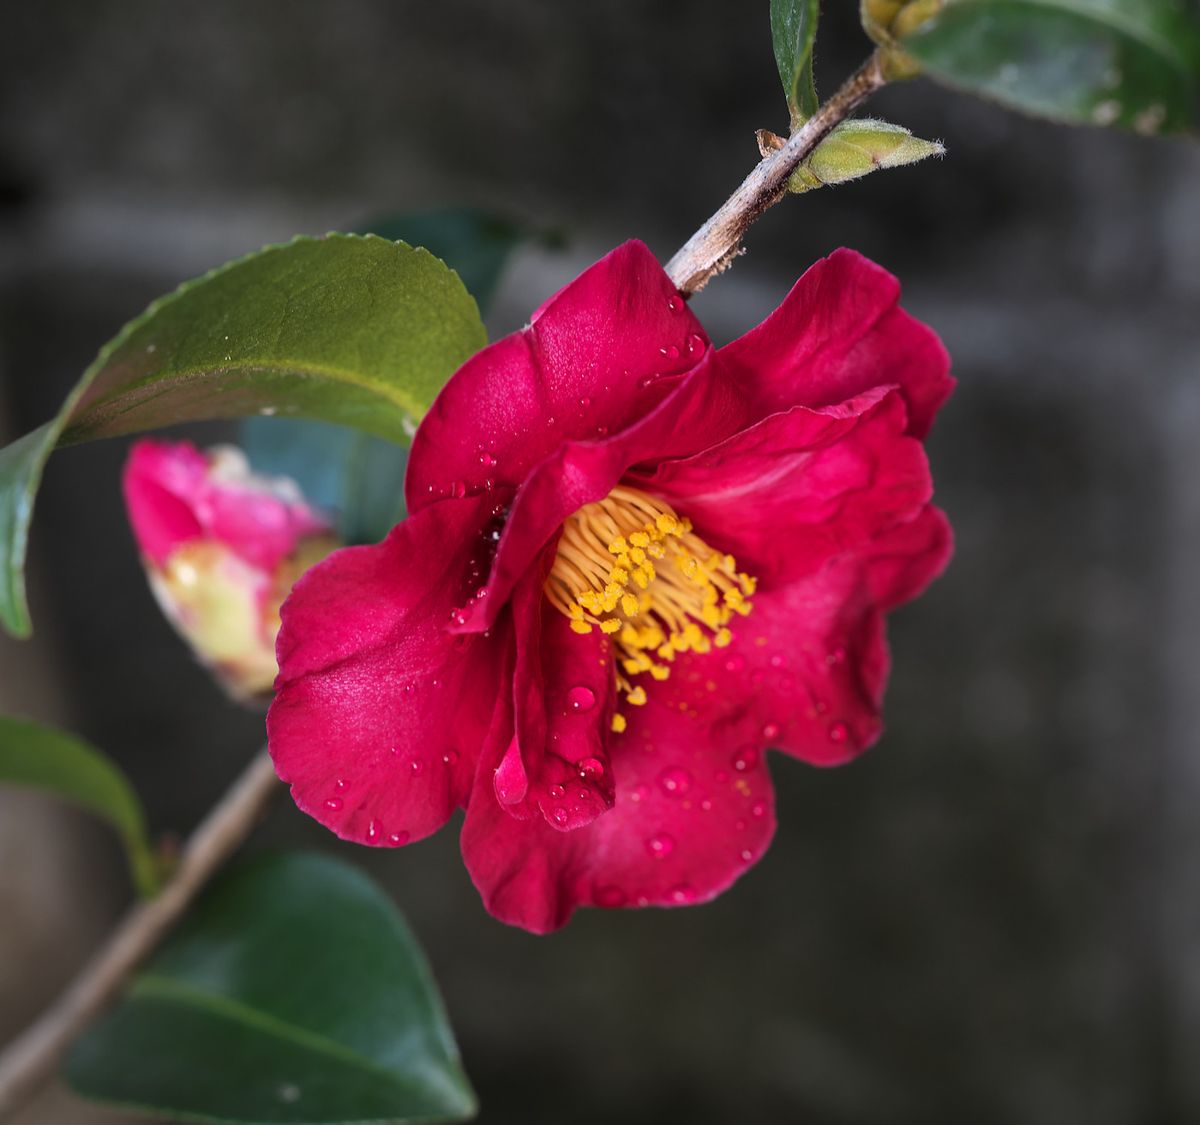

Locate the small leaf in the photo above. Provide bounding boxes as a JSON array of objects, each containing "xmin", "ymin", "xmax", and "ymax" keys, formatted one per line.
[
  {"xmin": 67, "ymin": 853, "xmax": 476, "ymax": 1125},
  {"xmin": 787, "ymin": 118, "xmax": 944, "ymax": 192},
  {"xmin": 771, "ymin": 0, "xmax": 821, "ymax": 126},
  {"xmin": 0, "ymin": 715, "xmax": 158, "ymax": 896},
  {"xmin": 899, "ymin": 0, "xmax": 1200, "ymax": 133},
  {"xmin": 0, "ymin": 234, "xmax": 487, "ymax": 637}
]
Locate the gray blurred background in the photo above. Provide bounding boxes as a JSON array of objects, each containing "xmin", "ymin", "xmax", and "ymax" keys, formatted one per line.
[{"xmin": 1, "ymin": 2, "xmax": 1198, "ymax": 1123}]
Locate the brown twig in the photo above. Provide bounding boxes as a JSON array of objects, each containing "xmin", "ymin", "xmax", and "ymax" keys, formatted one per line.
[
  {"xmin": 0, "ymin": 751, "xmax": 280, "ymax": 1121},
  {"xmin": 665, "ymin": 50, "xmax": 889, "ymax": 294}
]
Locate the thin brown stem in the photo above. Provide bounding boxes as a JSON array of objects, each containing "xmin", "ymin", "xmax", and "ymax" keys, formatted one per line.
[
  {"xmin": 0, "ymin": 751, "xmax": 280, "ymax": 1121},
  {"xmin": 666, "ymin": 51, "xmax": 888, "ymax": 295}
]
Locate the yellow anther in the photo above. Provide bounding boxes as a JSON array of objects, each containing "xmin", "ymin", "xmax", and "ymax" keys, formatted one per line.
[{"xmin": 544, "ymin": 485, "xmax": 756, "ymax": 718}]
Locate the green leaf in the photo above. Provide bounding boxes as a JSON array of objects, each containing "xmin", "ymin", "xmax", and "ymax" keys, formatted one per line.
[
  {"xmin": 67, "ymin": 853, "xmax": 477, "ymax": 1125},
  {"xmin": 241, "ymin": 207, "xmax": 537, "ymax": 547},
  {"xmin": 788, "ymin": 117, "xmax": 945, "ymax": 192},
  {"xmin": 0, "ymin": 715, "xmax": 158, "ymax": 896},
  {"xmin": 900, "ymin": 0, "xmax": 1200, "ymax": 133},
  {"xmin": 0, "ymin": 234, "xmax": 487, "ymax": 637},
  {"xmin": 771, "ymin": 0, "xmax": 821, "ymax": 126}
]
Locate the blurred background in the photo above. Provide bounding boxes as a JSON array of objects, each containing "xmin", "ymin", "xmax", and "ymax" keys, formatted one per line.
[{"xmin": 1, "ymin": 2, "xmax": 1198, "ymax": 1123}]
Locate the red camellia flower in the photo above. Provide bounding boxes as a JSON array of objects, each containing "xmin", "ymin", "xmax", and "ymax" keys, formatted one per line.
[{"xmin": 267, "ymin": 241, "xmax": 953, "ymax": 932}]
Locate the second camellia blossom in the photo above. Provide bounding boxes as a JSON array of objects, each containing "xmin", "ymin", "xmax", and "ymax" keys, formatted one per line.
[{"xmin": 267, "ymin": 241, "xmax": 953, "ymax": 932}]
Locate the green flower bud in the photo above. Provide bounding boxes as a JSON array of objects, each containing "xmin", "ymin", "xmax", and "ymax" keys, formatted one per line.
[{"xmin": 787, "ymin": 118, "xmax": 944, "ymax": 193}]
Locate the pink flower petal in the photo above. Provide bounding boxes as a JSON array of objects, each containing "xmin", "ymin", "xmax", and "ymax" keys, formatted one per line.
[
  {"xmin": 268, "ymin": 495, "xmax": 508, "ymax": 846},
  {"xmin": 123, "ymin": 441, "xmax": 208, "ymax": 565},
  {"xmin": 716, "ymin": 248, "xmax": 953, "ymax": 439},
  {"xmin": 629, "ymin": 388, "xmax": 933, "ymax": 586},
  {"xmin": 406, "ymin": 240, "xmax": 708, "ymax": 509},
  {"xmin": 461, "ymin": 689, "xmax": 776, "ymax": 933}
]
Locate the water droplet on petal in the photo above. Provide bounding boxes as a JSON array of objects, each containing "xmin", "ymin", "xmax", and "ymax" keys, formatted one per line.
[
  {"xmin": 761, "ymin": 723, "xmax": 780, "ymax": 741},
  {"xmin": 388, "ymin": 831, "xmax": 410, "ymax": 846},
  {"xmin": 596, "ymin": 424, "xmax": 609, "ymax": 437},
  {"xmin": 324, "ymin": 797, "xmax": 343, "ymax": 812},
  {"xmin": 578, "ymin": 757, "xmax": 605, "ymax": 779},
  {"xmin": 367, "ymin": 818, "xmax": 381, "ymax": 840},
  {"xmin": 667, "ymin": 295, "xmax": 684, "ymax": 313},
  {"xmin": 549, "ymin": 783, "xmax": 566, "ymax": 799},
  {"xmin": 479, "ymin": 451, "xmax": 496, "ymax": 467},
  {"xmin": 700, "ymin": 798, "xmax": 713, "ymax": 812},
  {"xmin": 739, "ymin": 848, "xmax": 754, "ymax": 863},
  {"xmin": 449, "ymin": 479, "xmax": 467, "ymax": 498},
  {"xmin": 443, "ymin": 749, "xmax": 459, "ymax": 766},
  {"xmin": 668, "ymin": 883, "xmax": 697, "ymax": 903},
  {"xmin": 732, "ymin": 748, "xmax": 759, "ymax": 772},
  {"xmin": 829, "ymin": 722, "xmax": 849, "ymax": 743},
  {"xmin": 410, "ymin": 760, "xmax": 423, "ymax": 775},
  {"xmin": 578, "ymin": 396, "xmax": 591, "ymax": 408},
  {"xmin": 646, "ymin": 833, "xmax": 675, "ymax": 858},
  {"xmin": 551, "ymin": 806, "xmax": 570, "ymax": 826},
  {"xmin": 335, "ymin": 778, "xmax": 348, "ymax": 791},
  {"xmin": 630, "ymin": 784, "xmax": 650, "ymax": 803},
  {"xmin": 751, "ymin": 799, "xmax": 767, "ymax": 818},
  {"xmin": 596, "ymin": 885, "xmax": 626, "ymax": 908},
  {"xmin": 449, "ymin": 607, "xmax": 469, "ymax": 627},
  {"xmin": 686, "ymin": 332, "xmax": 705, "ymax": 355},
  {"xmin": 660, "ymin": 344, "xmax": 680, "ymax": 360},
  {"xmin": 658, "ymin": 767, "xmax": 693, "ymax": 797},
  {"xmin": 567, "ymin": 685, "xmax": 596, "ymax": 712},
  {"xmin": 769, "ymin": 654, "xmax": 786, "ymax": 669}
]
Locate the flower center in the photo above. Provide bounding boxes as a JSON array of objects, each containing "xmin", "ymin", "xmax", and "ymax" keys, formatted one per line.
[{"xmin": 545, "ymin": 485, "xmax": 756, "ymax": 730}]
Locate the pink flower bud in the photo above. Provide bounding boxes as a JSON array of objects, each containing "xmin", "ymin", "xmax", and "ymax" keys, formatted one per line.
[{"xmin": 123, "ymin": 440, "xmax": 337, "ymax": 701}]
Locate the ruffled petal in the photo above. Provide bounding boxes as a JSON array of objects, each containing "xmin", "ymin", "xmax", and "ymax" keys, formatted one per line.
[
  {"xmin": 450, "ymin": 353, "xmax": 754, "ymax": 632},
  {"xmin": 502, "ymin": 552, "xmax": 618, "ymax": 830},
  {"xmin": 715, "ymin": 248, "xmax": 953, "ymax": 439},
  {"xmin": 650, "ymin": 504, "xmax": 953, "ymax": 767},
  {"xmin": 407, "ymin": 240, "xmax": 708, "ymax": 509},
  {"xmin": 461, "ymin": 689, "xmax": 776, "ymax": 933},
  {"xmin": 268, "ymin": 495, "xmax": 507, "ymax": 846}
]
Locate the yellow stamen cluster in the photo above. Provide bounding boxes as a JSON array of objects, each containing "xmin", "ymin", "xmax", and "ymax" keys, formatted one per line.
[{"xmin": 545, "ymin": 486, "xmax": 756, "ymax": 731}]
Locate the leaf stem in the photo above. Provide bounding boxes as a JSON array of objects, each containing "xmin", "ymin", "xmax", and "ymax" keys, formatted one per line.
[
  {"xmin": 666, "ymin": 50, "xmax": 889, "ymax": 294},
  {"xmin": 0, "ymin": 751, "xmax": 280, "ymax": 1121}
]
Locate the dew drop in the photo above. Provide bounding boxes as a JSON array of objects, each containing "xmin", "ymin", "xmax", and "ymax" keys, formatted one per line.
[
  {"xmin": 367, "ymin": 818, "xmax": 381, "ymax": 840},
  {"xmin": 552, "ymin": 807, "xmax": 570, "ymax": 826},
  {"xmin": 769, "ymin": 654, "xmax": 786, "ymax": 669},
  {"xmin": 479, "ymin": 451, "xmax": 496, "ymax": 467},
  {"xmin": 324, "ymin": 797, "xmax": 343, "ymax": 812},
  {"xmin": 567, "ymin": 685, "xmax": 596, "ymax": 712},
  {"xmin": 596, "ymin": 885, "xmax": 626, "ymax": 908},
  {"xmin": 658, "ymin": 767, "xmax": 693, "ymax": 797},
  {"xmin": 596, "ymin": 424, "xmax": 609, "ymax": 437},
  {"xmin": 448, "ymin": 606, "xmax": 469, "ymax": 627},
  {"xmin": 660, "ymin": 344, "xmax": 680, "ymax": 360},
  {"xmin": 335, "ymin": 778, "xmax": 348, "ymax": 791},
  {"xmin": 761, "ymin": 722, "xmax": 780, "ymax": 741},
  {"xmin": 549, "ymin": 783, "xmax": 566, "ymax": 799},
  {"xmin": 646, "ymin": 833, "xmax": 675, "ymax": 858},
  {"xmin": 667, "ymin": 295, "xmax": 684, "ymax": 313},
  {"xmin": 443, "ymin": 749, "xmax": 459, "ymax": 766},
  {"xmin": 829, "ymin": 722, "xmax": 849, "ymax": 743},
  {"xmin": 578, "ymin": 395, "xmax": 591, "ymax": 408},
  {"xmin": 732, "ymin": 747, "xmax": 760, "ymax": 772},
  {"xmin": 388, "ymin": 831, "xmax": 410, "ymax": 846},
  {"xmin": 449, "ymin": 479, "xmax": 467, "ymax": 498},
  {"xmin": 474, "ymin": 587, "xmax": 489, "ymax": 601},
  {"xmin": 578, "ymin": 756, "xmax": 605, "ymax": 779},
  {"xmin": 668, "ymin": 884, "xmax": 697, "ymax": 903},
  {"xmin": 751, "ymin": 799, "xmax": 768, "ymax": 818},
  {"xmin": 739, "ymin": 848, "xmax": 754, "ymax": 863},
  {"xmin": 685, "ymin": 332, "xmax": 705, "ymax": 355},
  {"xmin": 700, "ymin": 798, "xmax": 713, "ymax": 811},
  {"xmin": 410, "ymin": 760, "xmax": 423, "ymax": 776},
  {"xmin": 630, "ymin": 783, "xmax": 650, "ymax": 803}
]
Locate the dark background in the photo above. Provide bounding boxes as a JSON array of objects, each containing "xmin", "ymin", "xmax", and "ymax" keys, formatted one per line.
[{"xmin": 2, "ymin": 3, "xmax": 1199, "ymax": 1123}]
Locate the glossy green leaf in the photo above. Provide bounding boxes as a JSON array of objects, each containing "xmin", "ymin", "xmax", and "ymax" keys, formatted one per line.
[
  {"xmin": 0, "ymin": 234, "xmax": 487, "ymax": 637},
  {"xmin": 0, "ymin": 715, "xmax": 158, "ymax": 895},
  {"xmin": 900, "ymin": 0, "xmax": 1200, "ymax": 133},
  {"xmin": 241, "ymin": 207, "xmax": 535, "ymax": 547},
  {"xmin": 788, "ymin": 117, "xmax": 945, "ymax": 191},
  {"xmin": 67, "ymin": 852, "xmax": 476, "ymax": 1125},
  {"xmin": 771, "ymin": 0, "xmax": 821, "ymax": 125}
]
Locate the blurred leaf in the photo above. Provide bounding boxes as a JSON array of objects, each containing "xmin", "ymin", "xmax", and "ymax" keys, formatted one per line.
[
  {"xmin": 67, "ymin": 852, "xmax": 477, "ymax": 1125},
  {"xmin": 900, "ymin": 0, "xmax": 1200, "ymax": 133},
  {"xmin": 0, "ymin": 234, "xmax": 486, "ymax": 637},
  {"xmin": 244, "ymin": 207, "xmax": 535, "ymax": 546},
  {"xmin": 0, "ymin": 715, "xmax": 158, "ymax": 895},
  {"xmin": 787, "ymin": 117, "xmax": 944, "ymax": 191},
  {"xmin": 771, "ymin": 0, "xmax": 821, "ymax": 125}
]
